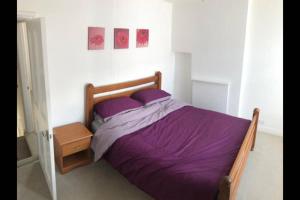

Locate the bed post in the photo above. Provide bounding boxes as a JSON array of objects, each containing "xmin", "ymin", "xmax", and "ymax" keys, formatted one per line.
[
  {"xmin": 218, "ymin": 176, "xmax": 231, "ymax": 200},
  {"xmin": 155, "ymin": 71, "xmax": 161, "ymax": 89},
  {"xmin": 85, "ymin": 83, "xmax": 94, "ymax": 129},
  {"xmin": 217, "ymin": 107, "xmax": 260, "ymax": 200},
  {"xmin": 251, "ymin": 108, "xmax": 260, "ymax": 151}
]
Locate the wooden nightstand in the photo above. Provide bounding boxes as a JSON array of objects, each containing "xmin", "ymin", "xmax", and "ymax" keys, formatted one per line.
[{"xmin": 53, "ymin": 122, "xmax": 93, "ymax": 174}]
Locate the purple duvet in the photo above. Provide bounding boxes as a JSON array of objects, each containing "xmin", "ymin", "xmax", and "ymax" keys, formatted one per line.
[{"xmin": 101, "ymin": 105, "xmax": 251, "ymax": 200}]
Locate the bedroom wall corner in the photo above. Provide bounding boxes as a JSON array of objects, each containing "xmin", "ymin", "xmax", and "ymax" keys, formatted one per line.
[
  {"xmin": 238, "ymin": 0, "xmax": 283, "ymax": 136},
  {"xmin": 170, "ymin": 0, "xmax": 249, "ymax": 116},
  {"xmin": 173, "ymin": 52, "xmax": 192, "ymax": 104}
]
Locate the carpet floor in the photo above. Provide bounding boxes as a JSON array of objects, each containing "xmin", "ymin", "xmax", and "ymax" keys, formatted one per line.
[
  {"xmin": 17, "ymin": 132, "xmax": 282, "ymax": 200},
  {"xmin": 17, "ymin": 136, "xmax": 32, "ymax": 161}
]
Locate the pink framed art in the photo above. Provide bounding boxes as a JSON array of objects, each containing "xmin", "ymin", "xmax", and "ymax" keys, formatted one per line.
[
  {"xmin": 136, "ymin": 29, "xmax": 149, "ymax": 48},
  {"xmin": 88, "ymin": 27, "xmax": 105, "ymax": 50},
  {"xmin": 114, "ymin": 28, "xmax": 129, "ymax": 49}
]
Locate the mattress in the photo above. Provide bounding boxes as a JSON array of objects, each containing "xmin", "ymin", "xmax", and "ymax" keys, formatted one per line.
[{"xmin": 101, "ymin": 105, "xmax": 251, "ymax": 200}]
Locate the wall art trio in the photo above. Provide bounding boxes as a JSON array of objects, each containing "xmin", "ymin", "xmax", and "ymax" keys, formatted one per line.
[{"xmin": 88, "ymin": 27, "xmax": 149, "ymax": 50}]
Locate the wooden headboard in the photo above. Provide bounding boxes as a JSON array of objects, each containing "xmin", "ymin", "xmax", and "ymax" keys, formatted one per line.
[{"xmin": 85, "ymin": 71, "xmax": 162, "ymax": 130}]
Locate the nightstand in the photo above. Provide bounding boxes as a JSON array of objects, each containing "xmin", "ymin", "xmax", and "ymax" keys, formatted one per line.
[{"xmin": 53, "ymin": 122, "xmax": 93, "ymax": 174}]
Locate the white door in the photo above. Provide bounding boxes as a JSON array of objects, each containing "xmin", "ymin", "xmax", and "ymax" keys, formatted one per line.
[
  {"xmin": 17, "ymin": 22, "xmax": 35, "ymax": 133},
  {"xmin": 25, "ymin": 18, "xmax": 57, "ymax": 200},
  {"xmin": 17, "ymin": 64, "xmax": 26, "ymax": 137}
]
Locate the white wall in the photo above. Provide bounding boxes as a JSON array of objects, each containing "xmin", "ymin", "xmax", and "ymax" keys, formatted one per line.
[
  {"xmin": 17, "ymin": 0, "xmax": 174, "ymax": 127},
  {"xmin": 171, "ymin": 0, "xmax": 249, "ymax": 116},
  {"xmin": 173, "ymin": 52, "xmax": 192, "ymax": 103},
  {"xmin": 239, "ymin": 0, "xmax": 283, "ymax": 136}
]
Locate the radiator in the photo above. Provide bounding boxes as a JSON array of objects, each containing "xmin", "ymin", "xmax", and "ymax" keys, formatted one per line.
[{"xmin": 192, "ymin": 78, "xmax": 230, "ymax": 113}]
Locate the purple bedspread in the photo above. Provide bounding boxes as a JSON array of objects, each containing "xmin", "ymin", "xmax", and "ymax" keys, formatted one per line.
[{"xmin": 103, "ymin": 106, "xmax": 251, "ymax": 200}]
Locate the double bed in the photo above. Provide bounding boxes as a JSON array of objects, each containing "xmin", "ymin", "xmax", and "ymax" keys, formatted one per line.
[{"xmin": 85, "ymin": 72, "xmax": 259, "ymax": 200}]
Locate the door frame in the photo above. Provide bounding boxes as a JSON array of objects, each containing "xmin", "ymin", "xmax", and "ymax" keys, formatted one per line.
[
  {"xmin": 17, "ymin": 62, "xmax": 26, "ymax": 137},
  {"xmin": 17, "ymin": 10, "xmax": 57, "ymax": 200},
  {"xmin": 17, "ymin": 11, "xmax": 36, "ymax": 21}
]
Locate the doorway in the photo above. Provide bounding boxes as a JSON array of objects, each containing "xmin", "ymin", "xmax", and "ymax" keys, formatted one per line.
[
  {"xmin": 17, "ymin": 21, "xmax": 39, "ymax": 165},
  {"xmin": 17, "ymin": 13, "xmax": 57, "ymax": 200}
]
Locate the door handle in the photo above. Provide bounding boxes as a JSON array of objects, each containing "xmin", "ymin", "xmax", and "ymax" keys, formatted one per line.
[
  {"xmin": 45, "ymin": 130, "xmax": 52, "ymax": 141},
  {"xmin": 41, "ymin": 130, "xmax": 52, "ymax": 141},
  {"xmin": 45, "ymin": 130, "xmax": 49, "ymax": 141}
]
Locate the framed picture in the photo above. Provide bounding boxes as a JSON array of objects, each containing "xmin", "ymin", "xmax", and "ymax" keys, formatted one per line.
[
  {"xmin": 114, "ymin": 28, "xmax": 129, "ymax": 49},
  {"xmin": 136, "ymin": 29, "xmax": 149, "ymax": 48},
  {"xmin": 88, "ymin": 27, "xmax": 105, "ymax": 50}
]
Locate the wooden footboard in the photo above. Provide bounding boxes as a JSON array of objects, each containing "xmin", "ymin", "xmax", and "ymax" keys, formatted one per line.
[{"xmin": 218, "ymin": 108, "xmax": 260, "ymax": 200}]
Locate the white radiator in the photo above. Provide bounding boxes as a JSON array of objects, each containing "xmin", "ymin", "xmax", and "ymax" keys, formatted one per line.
[{"xmin": 192, "ymin": 78, "xmax": 230, "ymax": 113}]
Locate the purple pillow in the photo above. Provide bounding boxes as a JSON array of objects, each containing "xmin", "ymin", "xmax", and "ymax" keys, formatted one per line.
[
  {"xmin": 131, "ymin": 89, "xmax": 171, "ymax": 106},
  {"xmin": 94, "ymin": 96, "xmax": 143, "ymax": 121}
]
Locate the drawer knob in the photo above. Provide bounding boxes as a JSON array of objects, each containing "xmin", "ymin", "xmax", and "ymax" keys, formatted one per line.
[{"xmin": 74, "ymin": 146, "xmax": 81, "ymax": 150}]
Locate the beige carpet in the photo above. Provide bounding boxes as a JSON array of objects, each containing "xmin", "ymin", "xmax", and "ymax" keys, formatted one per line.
[{"xmin": 17, "ymin": 132, "xmax": 282, "ymax": 200}]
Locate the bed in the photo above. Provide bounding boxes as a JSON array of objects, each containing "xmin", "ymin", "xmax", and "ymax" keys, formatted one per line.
[{"xmin": 85, "ymin": 71, "xmax": 260, "ymax": 200}]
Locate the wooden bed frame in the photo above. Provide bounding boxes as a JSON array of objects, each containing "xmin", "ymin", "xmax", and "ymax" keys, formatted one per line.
[{"xmin": 85, "ymin": 71, "xmax": 260, "ymax": 200}]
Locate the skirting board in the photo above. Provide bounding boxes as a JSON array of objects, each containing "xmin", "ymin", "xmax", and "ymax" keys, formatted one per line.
[{"xmin": 258, "ymin": 125, "xmax": 283, "ymax": 137}]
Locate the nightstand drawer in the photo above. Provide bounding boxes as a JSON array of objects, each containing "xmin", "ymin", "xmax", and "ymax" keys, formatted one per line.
[{"xmin": 62, "ymin": 138, "xmax": 90, "ymax": 156}]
